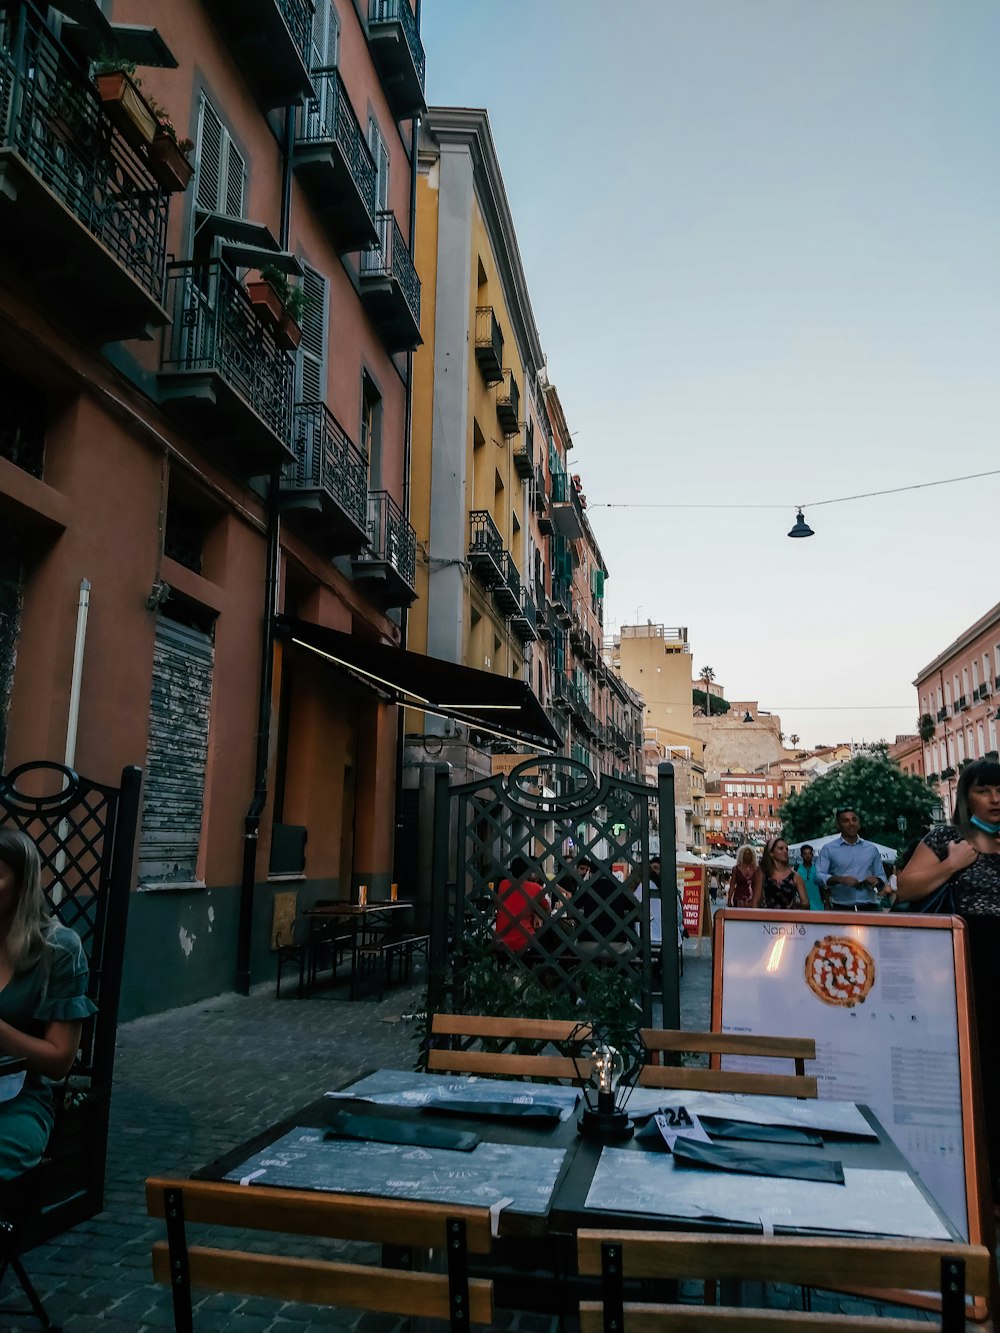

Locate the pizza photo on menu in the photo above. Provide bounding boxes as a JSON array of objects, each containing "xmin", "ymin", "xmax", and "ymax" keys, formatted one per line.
[{"xmin": 805, "ymin": 935, "xmax": 876, "ymax": 1007}]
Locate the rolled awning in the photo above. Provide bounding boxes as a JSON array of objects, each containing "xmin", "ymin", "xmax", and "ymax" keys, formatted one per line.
[{"xmin": 275, "ymin": 615, "xmax": 562, "ymax": 751}]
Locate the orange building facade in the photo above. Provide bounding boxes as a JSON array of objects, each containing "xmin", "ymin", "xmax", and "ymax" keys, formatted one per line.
[{"xmin": 0, "ymin": 0, "xmax": 424, "ymax": 1016}]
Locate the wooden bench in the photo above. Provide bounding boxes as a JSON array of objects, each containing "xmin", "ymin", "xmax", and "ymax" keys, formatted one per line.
[
  {"xmin": 427, "ymin": 1013, "xmax": 593, "ymax": 1082},
  {"xmin": 577, "ymin": 1229, "xmax": 992, "ymax": 1331},
  {"xmin": 639, "ymin": 1029, "xmax": 817, "ymax": 1099},
  {"xmin": 356, "ymin": 931, "xmax": 430, "ymax": 999},
  {"xmin": 146, "ymin": 1176, "xmax": 494, "ymax": 1331}
]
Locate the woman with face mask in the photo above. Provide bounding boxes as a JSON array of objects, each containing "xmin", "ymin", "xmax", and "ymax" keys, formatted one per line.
[
  {"xmin": 0, "ymin": 830, "xmax": 95, "ymax": 1178},
  {"xmin": 897, "ymin": 758, "xmax": 1000, "ymax": 1206}
]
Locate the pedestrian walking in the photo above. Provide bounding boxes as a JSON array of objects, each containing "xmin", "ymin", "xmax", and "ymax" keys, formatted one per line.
[
  {"xmin": 796, "ymin": 844, "xmax": 826, "ymax": 911},
  {"xmin": 753, "ymin": 837, "xmax": 809, "ymax": 909},
  {"xmin": 728, "ymin": 845, "xmax": 760, "ymax": 908},
  {"xmin": 814, "ymin": 809, "xmax": 885, "ymax": 911}
]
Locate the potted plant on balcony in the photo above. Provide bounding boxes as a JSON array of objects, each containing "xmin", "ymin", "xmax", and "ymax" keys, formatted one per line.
[
  {"xmin": 92, "ymin": 59, "xmax": 156, "ymax": 150},
  {"xmin": 145, "ymin": 101, "xmax": 194, "ymax": 193},
  {"xmin": 246, "ymin": 265, "xmax": 308, "ymax": 351}
]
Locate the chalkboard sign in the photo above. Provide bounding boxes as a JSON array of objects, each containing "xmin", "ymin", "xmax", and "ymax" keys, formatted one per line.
[{"xmin": 711, "ymin": 909, "xmax": 988, "ymax": 1255}]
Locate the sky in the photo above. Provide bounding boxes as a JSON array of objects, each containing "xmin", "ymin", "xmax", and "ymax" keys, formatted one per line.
[{"xmin": 421, "ymin": 1, "xmax": 1000, "ymax": 748}]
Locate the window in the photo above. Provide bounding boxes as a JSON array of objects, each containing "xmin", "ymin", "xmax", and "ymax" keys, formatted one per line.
[
  {"xmin": 368, "ymin": 116, "xmax": 390, "ymax": 216},
  {"xmin": 972, "ymin": 660, "xmax": 980, "ymax": 691},
  {"xmin": 195, "ymin": 95, "xmax": 245, "ymax": 220},
  {"xmin": 296, "ymin": 264, "xmax": 327, "ymax": 405},
  {"xmin": 360, "ymin": 372, "xmax": 382, "ymax": 488},
  {"xmin": 307, "ymin": 1, "xmax": 340, "ymax": 134}
]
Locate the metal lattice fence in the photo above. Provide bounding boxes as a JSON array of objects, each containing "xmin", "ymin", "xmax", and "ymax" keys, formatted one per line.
[{"xmin": 428, "ymin": 759, "xmax": 679, "ymax": 1036}]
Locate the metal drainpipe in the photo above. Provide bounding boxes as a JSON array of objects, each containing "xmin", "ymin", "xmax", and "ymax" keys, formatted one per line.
[
  {"xmin": 235, "ymin": 106, "xmax": 295, "ymax": 995},
  {"xmin": 391, "ymin": 39, "xmax": 421, "ymax": 889}
]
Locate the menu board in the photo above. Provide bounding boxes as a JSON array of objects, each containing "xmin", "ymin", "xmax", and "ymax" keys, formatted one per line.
[
  {"xmin": 680, "ymin": 865, "xmax": 708, "ymax": 938},
  {"xmin": 712, "ymin": 911, "xmax": 980, "ymax": 1242}
]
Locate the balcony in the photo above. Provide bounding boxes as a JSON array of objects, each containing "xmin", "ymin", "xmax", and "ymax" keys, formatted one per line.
[
  {"xmin": 158, "ymin": 261, "xmax": 295, "ymax": 474},
  {"xmin": 0, "ymin": 3, "xmax": 168, "ymax": 342},
  {"xmin": 937, "ymin": 707, "xmax": 948, "ymax": 722},
  {"xmin": 360, "ymin": 211, "xmax": 421, "ymax": 352},
  {"xmin": 352, "ymin": 490, "xmax": 416, "ymax": 607},
  {"xmin": 494, "ymin": 550, "xmax": 521, "ymax": 617},
  {"xmin": 474, "ymin": 306, "xmax": 503, "ymax": 384},
  {"xmin": 468, "ymin": 510, "xmax": 505, "ymax": 587},
  {"xmin": 510, "ymin": 589, "xmax": 538, "ymax": 644},
  {"xmin": 956, "ymin": 696, "xmax": 968, "ymax": 713},
  {"xmin": 282, "ymin": 403, "xmax": 369, "ymax": 554},
  {"xmin": 496, "ymin": 369, "xmax": 519, "ymax": 434},
  {"xmin": 367, "ymin": 0, "xmax": 426, "ymax": 121},
  {"xmin": 512, "ymin": 424, "xmax": 534, "ymax": 481},
  {"xmin": 551, "ymin": 578, "xmax": 573, "ymax": 628},
  {"xmin": 295, "ymin": 68, "xmax": 378, "ymax": 253},
  {"xmin": 201, "ymin": 0, "xmax": 313, "ymax": 108}
]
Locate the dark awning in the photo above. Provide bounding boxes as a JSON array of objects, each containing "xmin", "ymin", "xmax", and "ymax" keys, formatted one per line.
[{"xmin": 275, "ymin": 615, "xmax": 562, "ymax": 751}]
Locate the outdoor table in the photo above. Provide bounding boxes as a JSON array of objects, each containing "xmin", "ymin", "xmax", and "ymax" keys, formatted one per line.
[
  {"xmin": 303, "ymin": 900, "xmax": 414, "ymax": 998},
  {"xmin": 192, "ymin": 1069, "xmax": 962, "ymax": 1315}
]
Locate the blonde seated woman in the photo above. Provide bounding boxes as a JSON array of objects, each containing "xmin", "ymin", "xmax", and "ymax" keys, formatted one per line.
[
  {"xmin": 0, "ymin": 830, "xmax": 95, "ymax": 1179},
  {"xmin": 727, "ymin": 844, "xmax": 760, "ymax": 908}
]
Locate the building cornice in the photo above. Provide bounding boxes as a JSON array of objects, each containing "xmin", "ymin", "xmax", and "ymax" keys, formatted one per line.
[
  {"xmin": 913, "ymin": 600, "xmax": 1000, "ymax": 684},
  {"xmin": 423, "ymin": 106, "xmax": 545, "ymax": 377}
]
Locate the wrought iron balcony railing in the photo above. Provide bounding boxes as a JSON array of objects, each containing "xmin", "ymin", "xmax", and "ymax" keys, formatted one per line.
[
  {"xmin": 0, "ymin": 2, "xmax": 167, "ymax": 304},
  {"xmin": 469, "ymin": 509, "xmax": 504, "ymax": 556},
  {"xmin": 367, "ymin": 0, "xmax": 426, "ymax": 116},
  {"xmin": 512, "ymin": 423, "xmax": 534, "ymax": 480},
  {"xmin": 496, "ymin": 368, "xmax": 519, "ymax": 433},
  {"xmin": 511, "ymin": 589, "xmax": 538, "ymax": 643},
  {"xmin": 161, "ymin": 260, "xmax": 294, "ymax": 447},
  {"xmin": 363, "ymin": 210, "xmax": 420, "ymax": 323},
  {"xmin": 297, "ymin": 66, "xmax": 377, "ymax": 230},
  {"xmin": 358, "ymin": 489, "xmax": 416, "ymax": 591},
  {"xmin": 275, "ymin": 0, "xmax": 313, "ymax": 63},
  {"xmin": 474, "ymin": 306, "xmax": 503, "ymax": 384},
  {"xmin": 201, "ymin": 0, "xmax": 314, "ymax": 107},
  {"xmin": 288, "ymin": 401, "xmax": 369, "ymax": 530},
  {"xmin": 494, "ymin": 549, "xmax": 521, "ymax": 616}
]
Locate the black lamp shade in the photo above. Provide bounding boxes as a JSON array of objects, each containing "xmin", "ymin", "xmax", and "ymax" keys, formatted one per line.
[{"xmin": 788, "ymin": 509, "xmax": 815, "ymax": 538}]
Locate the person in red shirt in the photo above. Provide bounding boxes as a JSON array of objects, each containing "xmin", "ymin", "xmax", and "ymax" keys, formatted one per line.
[{"xmin": 495, "ymin": 856, "xmax": 549, "ymax": 952}]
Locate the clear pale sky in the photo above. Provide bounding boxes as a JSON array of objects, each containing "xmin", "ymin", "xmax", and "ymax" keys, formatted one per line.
[{"xmin": 422, "ymin": 1, "xmax": 1000, "ymax": 748}]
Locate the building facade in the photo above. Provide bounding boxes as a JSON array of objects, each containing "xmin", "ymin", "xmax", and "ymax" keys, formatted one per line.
[
  {"xmin": 914, "ymin": 601, "xmax": 1000, "ymax": 816},
  {"xmin": 0, "ymin": 0, "xmax": 424, "ymax": 1017},
  {"xmin": 718, "ymin": 770, "xmax": 786, "ymax": 847}
]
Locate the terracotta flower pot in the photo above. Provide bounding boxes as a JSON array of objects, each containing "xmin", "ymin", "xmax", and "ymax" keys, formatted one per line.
[
  {"xmin": 148, "ymin": 134, "xmax": 194, "ymax": 193},
  {"xmin": 95, "ymin": 71, "xmax": 156, "ymax": 150},
  {"xmin": 275, "ymin": 313, "xmax": 303, "ymax": 352},
  {"xmin": 246, "ymin": 280, "xmax": 284, "ymax": 329}
]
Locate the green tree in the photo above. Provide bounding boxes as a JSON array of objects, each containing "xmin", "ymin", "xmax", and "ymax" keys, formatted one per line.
[
  {"xmin": 779, "ymin": 753, "xmax": 938, "ymax": 850},
  {"xmin": 693, "ymin": 688, "xmax": 731, "ymax": 715},
  {"xmin": 918, "ymin": 713, "xmax": 935, "ymax": 744}
]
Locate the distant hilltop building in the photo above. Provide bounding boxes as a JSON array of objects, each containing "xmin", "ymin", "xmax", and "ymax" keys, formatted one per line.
[{"xmin": 693, "ymin": 697, "xmax": 786, "ymax": 777}]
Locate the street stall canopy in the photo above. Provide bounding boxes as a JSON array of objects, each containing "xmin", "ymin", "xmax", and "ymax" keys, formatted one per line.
[
  {"xmin": 275, "ymin": 615, "xmax": 562, "ymax": 752},
  {"xmin": 786, "ymin": 833, "xmax": 898, "ymax": 862},
  {"xmin": 706, "ymin": 853, "xmax": 737, "ymax": 869}
]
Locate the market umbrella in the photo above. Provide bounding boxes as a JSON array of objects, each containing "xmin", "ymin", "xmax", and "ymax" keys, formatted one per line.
[
  {"xmin": 786, "ymin": 833, "xmax": 898, "ymax": 863},
  {"xmin": 706, "ymin": 853, "xmax": 736, "ymax": 869}
]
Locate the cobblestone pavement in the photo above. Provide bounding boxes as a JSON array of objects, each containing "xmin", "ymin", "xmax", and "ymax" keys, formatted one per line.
[{"xmin": 7, "ymin": 940, "xmax": 965, "ymax": 1329}]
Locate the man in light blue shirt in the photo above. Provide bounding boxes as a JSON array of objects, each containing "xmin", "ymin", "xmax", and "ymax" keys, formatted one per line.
[{"xmin": 814, "ymin": 808, "xmax": 885, "ymax": 910}]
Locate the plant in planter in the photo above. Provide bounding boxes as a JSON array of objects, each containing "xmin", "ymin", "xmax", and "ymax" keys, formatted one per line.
[
  {"xmin": 92, "ymin": 58, "xmax": 156, "ymax": 150},
  {"xmin": 145, "ymin": 100, "xmax": 194, "ymax": 193},
  {"xmin": 247, "ymin": 265, "xmax": 309, "ymax": 351}
]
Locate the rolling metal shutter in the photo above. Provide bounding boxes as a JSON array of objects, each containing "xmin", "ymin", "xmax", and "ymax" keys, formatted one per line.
[{"xmin": 139, "ymin": 616, "xmax": 214, "ymax": 885}]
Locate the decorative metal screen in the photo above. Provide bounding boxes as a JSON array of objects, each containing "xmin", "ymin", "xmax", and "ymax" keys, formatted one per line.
[
  {"xmin": 0, "ymin": 761, "xmax": 141, "ymax": 1082},
  {"xmin": 429, "ymin": 758, "xmax": 679, "ymax": 1034}
]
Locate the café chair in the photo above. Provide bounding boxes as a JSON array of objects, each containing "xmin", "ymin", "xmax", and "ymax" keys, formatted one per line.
[
  {"xmin": 427, "ymin": 1013, "xmax": 594, "ymax": 1082},
  {"xmin": 146, "ymin": 1177, "xmax": 494, "ymax": 1331},
  {"xmin": 639, "ymin": 1029, "xmax": 818, "ymax": 1099},
  {"xmin": 577, "ymin": 1229, "xmax": 992, "ymax": 1331}
]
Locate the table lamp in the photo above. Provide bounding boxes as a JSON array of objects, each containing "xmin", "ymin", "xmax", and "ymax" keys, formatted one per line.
[{"xmin": 571, "ymin": 1021, "xmax": 641, "ymax": 1142}]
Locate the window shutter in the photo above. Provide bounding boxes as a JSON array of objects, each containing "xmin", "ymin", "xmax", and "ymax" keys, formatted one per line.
[
  {"xmin": 225, "ymin": 137, "xmax": 245, "ymax": 218},
  {"xmin": 368, "ymin": 117, "xmax": 389, "ymax": 213},
  {"xmin": 297, "ymin": 265, "xmax": 326, "ymax": 405},
  {"xmin": 195, "ymin": 97, "xmax": 224, "ymax": 214}
]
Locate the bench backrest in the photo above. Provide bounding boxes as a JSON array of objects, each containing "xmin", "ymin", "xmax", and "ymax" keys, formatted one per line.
[
  {"xmin": 146, "ymin": 1177, "xmax": 493, "ymax": 1328},
  {"xmin": 639, "ymin": 1028, "xmax": 817, "ymax": 1099},
  {"xmin": 577, "ymin": 1229, "xmax": 991, "ymax": 1332},
  {"xmin": 427, "ymin": 1013, "xmax": 593, "ymax": 1082}
]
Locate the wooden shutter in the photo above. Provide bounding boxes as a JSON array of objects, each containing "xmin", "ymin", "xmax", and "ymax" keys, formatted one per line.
[
  {"xmin": 139, "ymin": 617, "xmax": 214, "ymax": 885},
  {"xmin": 368, "ymin": 117, "xmax": 389, "ymax": 213},
  {"xmin": 195, "ymin": 94, "xmax": 245, "ymax": 218},
  {"xmin": 296, "ymin": 265, "xmax": 326, "ymax": 405},
  {"xmin": 195, "ymin": 97, "xmax": 224, "ymax": 214}
]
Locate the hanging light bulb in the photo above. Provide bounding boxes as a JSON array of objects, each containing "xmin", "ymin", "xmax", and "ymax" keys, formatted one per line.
[
  {"xmin": 591, "ymin": 1044, "xmax": 625, "ymax": 1108},
  {"xmin": 788, "ymin": 509, "xmax": 815, "ymax": 539}
]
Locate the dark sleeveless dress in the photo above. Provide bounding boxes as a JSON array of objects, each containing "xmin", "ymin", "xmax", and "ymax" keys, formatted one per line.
[{"xmin": 761, "ymin": 872, "xmax": 800, "ymax": 910}]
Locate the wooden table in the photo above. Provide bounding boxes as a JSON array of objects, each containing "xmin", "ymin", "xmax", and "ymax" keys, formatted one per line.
[
  {"xmin": 194, "ymin": 1070, "xmax": 962, "ymax": 1315},
  {"xmin": 303, "ymin": 901, "xmax": 415, "ymax": 998}
]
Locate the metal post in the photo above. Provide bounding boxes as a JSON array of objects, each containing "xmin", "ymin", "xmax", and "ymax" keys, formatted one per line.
[
  {"xmin": 658, "ymin": 762, "xmax": 680, "ymax": 1029},
  {"xmin": 427, "ymin": 763, "xmax": 452, "ymax": 1014}
]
